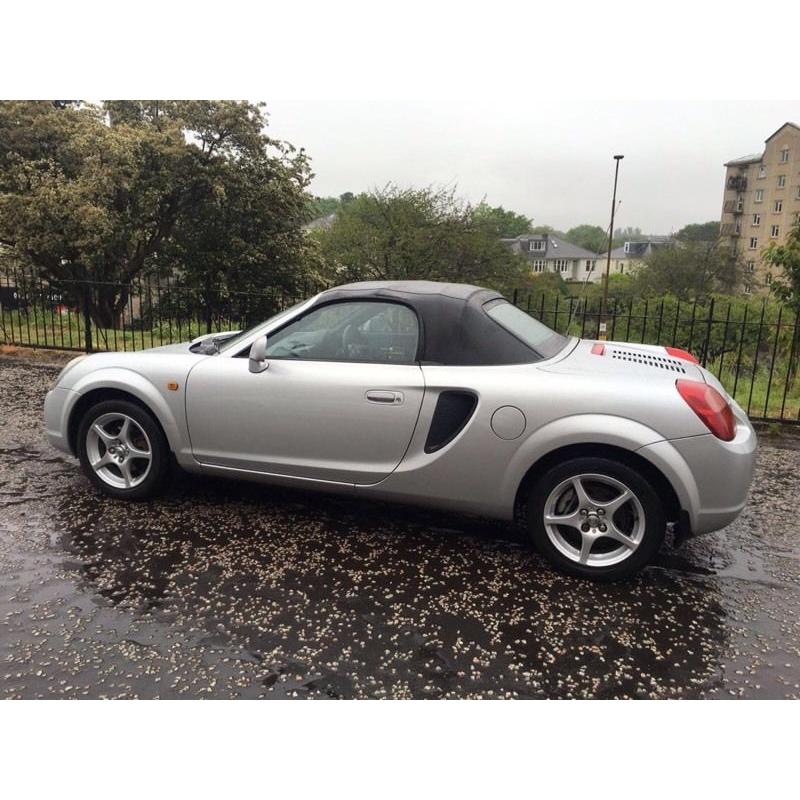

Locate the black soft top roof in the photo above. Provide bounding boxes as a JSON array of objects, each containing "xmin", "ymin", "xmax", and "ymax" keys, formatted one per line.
[{"xmin": 312, "ymin": 280, "xmax": 543, "ymax": 365}]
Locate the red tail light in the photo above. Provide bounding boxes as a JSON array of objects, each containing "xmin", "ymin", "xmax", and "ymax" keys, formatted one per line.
[
  {"xmin": 676, "ymin": 380, "xmax": 735, "ymax": 441},
  {"xmin": 666, "ymin": 346, "xmax": 699, "ymax": 364},
  {"xmin": 591, "ymin": 343, "xmax": 605, "ymax": 355}
]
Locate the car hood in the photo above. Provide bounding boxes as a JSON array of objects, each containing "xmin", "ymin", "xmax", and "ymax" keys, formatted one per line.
[{"xmin": 144, "ymin": 342, "xmax": 198, "ymax": 354}]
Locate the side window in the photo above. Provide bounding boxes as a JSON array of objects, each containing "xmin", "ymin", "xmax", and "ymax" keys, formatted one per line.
[{"xmin": 265, "ymin": 301, "xmax": 419, "ymax": 363}]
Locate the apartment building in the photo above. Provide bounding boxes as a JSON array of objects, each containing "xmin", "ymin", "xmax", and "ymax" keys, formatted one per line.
[
  {"xmin": 501, "ymin": 234, "xmax": 601, "ymax": 283},
  {"xmin": 720, "ymin": 122, "xmax": 800, "ymax": 292}
]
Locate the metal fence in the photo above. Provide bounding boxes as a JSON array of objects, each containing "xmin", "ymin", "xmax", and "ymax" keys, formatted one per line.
[
  {"xmin": 1, "ymin": 269, "xmax": 798, "ymax": 424},
  {"xmin": 0, "ymin": 268, "xmax": 321, "ymax": 354}
]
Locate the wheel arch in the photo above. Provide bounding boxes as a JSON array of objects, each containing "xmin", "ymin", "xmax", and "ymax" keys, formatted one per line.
[
  {"xmin": 67, "ymin": 386, "xmax": 174, "ymax": 457},
  {"xmin": 513, "ymin": 442, "xmax": 682, "ymax": 525}
]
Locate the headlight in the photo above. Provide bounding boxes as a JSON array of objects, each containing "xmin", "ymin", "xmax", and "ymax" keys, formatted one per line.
[{"xmin": 55, "ymin": 354, "xmax": 88, "ymax": 384}]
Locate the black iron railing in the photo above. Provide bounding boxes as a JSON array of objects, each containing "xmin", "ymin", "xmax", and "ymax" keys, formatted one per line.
[{"xmin": 1, "ymin": 268, "xmax": 798, "ymax": 424}]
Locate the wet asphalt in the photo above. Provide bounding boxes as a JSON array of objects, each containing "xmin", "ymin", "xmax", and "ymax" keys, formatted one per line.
[{"xmin": 1, "ymin": 359, "xmax": 799, "ymax": 699}]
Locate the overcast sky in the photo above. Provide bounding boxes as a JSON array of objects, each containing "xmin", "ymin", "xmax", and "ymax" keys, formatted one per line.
[{"xmin": 268, "ymin": 99, "xmax": 800, "ymax": 235}]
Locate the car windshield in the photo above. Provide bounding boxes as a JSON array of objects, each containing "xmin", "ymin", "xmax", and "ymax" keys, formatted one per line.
[
  {"xmin": 217, "ymin": 299, "xmax": 310, "ymax": 353},
  {"xmin": 484, "ymin": 299, "xmax": 569, "ymax": 359}
]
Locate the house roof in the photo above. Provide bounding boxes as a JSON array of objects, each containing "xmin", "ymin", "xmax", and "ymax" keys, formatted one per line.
[
  {"xmin": 597, "ymin": 246, "xmax": 629, "ymax": 260},
  {"xmin": 724, "ymin": 122, "xmax": 800, "ymax": 166},
  {"xmin": 501, "ymin": 234, "xmax": 600, "ymax": 259},
  {"xmin": 598, "ymin": 239, "xmax": 673, "ymax": 259},
  {"xmin": 724, "ymin": 153, "xmax": 763, "ymax": 167},
  {"xmin": 765, "ymin": 121, "xmax": 800, "ymax": 143}
]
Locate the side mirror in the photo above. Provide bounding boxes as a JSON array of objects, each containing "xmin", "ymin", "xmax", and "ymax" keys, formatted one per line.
[{"xmin": 248, "ymin": 335, "xmax": 269, "ymax": 373}]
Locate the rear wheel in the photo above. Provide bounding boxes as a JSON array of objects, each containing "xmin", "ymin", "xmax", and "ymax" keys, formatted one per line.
[
  {"xmin": 527, "ymin": 457, "xmax": 666, "ymax": 580},
  {"xmin": 77, "ymin": 400, "xmax": 170, "ymax": 499}
]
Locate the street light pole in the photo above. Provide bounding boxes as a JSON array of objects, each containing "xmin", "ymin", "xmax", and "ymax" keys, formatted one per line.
[{"xmin": 599, "ymin": 154, "xmax": 624, "ymax": 340}]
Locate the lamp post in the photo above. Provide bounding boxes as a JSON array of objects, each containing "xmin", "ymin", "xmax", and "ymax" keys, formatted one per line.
[{"xmin": 599, "ymin": 154, "xmax": 624, "ymax": 340}]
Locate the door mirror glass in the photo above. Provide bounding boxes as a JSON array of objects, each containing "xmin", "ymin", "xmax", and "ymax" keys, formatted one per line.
[{"xmin": 249, "ymin": 335, "xmax": 269, "ymax": 373}]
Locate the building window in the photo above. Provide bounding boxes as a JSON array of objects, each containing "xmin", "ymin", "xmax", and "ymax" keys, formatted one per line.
[
  {"xmin": 758, "ymin": 164, "xmax": 766, "ymax": 179},
  {"xmin": 529, "ymin": 240, "xmax": 545, "ymax": 252},
  {"xmin": 618, "ymin": 263, "xmax": 624, "ymax": 274},
  {"xmin": 752, "ymin": 213, "xmax": 761, "ymax": 226},
  {"xmin": 780, "ymin": 148, "xmax": 790, "ymax": 163},
  {"xmin": 736, "ymin": 197, "xmax": 744, "ymax": 212},
  {"xmin": 552, "ymin": 259, "xmax": 571, "ymax": 272},
  {"xmin": 771, "ymin": 225, "xmax": 780, "ymax": 238},
  {"xmin": 775, "ymin": 200, "xmax": 783, "ymax": 213},
  {"xmin": 747, "ymin": 260, "xmax": 756, "ymax": 273},
  {"xmin": 766, "ymin": 273, "xmax": 773, "ymax": 285},
  {"xmin": 796, "ymin": 186, "xmax": 800, "ymax": 200},
  {"xmin": 744, "ymin": 284, "xmax": 752, "ymax": 295},
  {"xmin": 735, "ymin": 221, "xmax": 741, "ymax": 234},
  {"xmin": 777, "ymin": 175, "xmax": 786, "ymax": 188},
  {"xmin": 749, "ymin": 237, "xmax": 758, "ymax": 250},
  {"xmin": 532, "ymin": 259, "xmax": 546, "ymax": 272},
  {"xmin": 585, "ymin": 259, "xmax": 596, "ymax": 272},
  {"xmin": 755, "ymin": 189, "xmax": 764, "ymax": 203}
]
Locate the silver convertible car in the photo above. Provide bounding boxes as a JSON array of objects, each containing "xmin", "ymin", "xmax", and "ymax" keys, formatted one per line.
[{"xmin": 44, "ymin": 281, "xmax": 756, "ymax": 580}]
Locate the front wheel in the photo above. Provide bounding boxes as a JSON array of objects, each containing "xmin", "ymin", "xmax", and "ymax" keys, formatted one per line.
[
  {"xmin": 76, "ymin": 399, "xmax": 171, "ymax": 499},
  {"xmin": 527, "ymin": 457, "xmax": 666, "ymax": 581}
]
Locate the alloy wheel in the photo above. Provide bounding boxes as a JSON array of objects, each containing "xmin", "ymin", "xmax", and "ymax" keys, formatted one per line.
[
  {"xmin": 543, "ymin": 473, "xmax": 646, "ymax": 568},
  {"xmin": 85, "ymin": 412, "xmax": 153, "ymax": 490}
]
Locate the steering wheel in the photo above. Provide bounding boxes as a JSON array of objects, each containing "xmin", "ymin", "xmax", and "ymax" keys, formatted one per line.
[{"xmin": 342, "ymin": 323, "xmax": 365, "ymax": 357}]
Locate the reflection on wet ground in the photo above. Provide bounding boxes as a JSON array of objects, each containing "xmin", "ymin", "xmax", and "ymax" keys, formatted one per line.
[{"xmin": 1, "ymin": 360, "xmax": 799, "ymax": 698}]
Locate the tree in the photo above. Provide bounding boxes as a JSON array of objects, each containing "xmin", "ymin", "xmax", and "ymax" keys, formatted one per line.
[
  {"xmin": 0, "ymin": 100, "xmax": 313, "ymax": 327},
  {"xmin": 634, "ymin": 239, "xmax": 741, "ymax": 299},
  {"xmin": 612, "ymin": 226, "xmax": 642, "ymax": 248},
  {"xmin": 764, "ymin": 218, "xmax": 800, "ymax": 313},
  {"xmin": 308, "ymin": 192, "xmax": 355, "ymax": 221},
  {"xmin": 316, "ymin": 185, "xmax": 530, "ymax": 291},
  {"xmin": 676, "ymin": 221, "xmax": 721, "ymax": 243},
  {"xmin": 530, "ymin": 224, "xmax": 564, "ymax": 237},
  {"xmin": 563, "ymin": 224, "xmax": 607, "ymax": 253},
  {"xmin": 472, "ymin": 203, "xmax": 533, "ymax": 237}
]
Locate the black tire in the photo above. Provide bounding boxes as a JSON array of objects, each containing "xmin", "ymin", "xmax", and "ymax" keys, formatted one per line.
[
  {"xmin": 76, "ymin": 399, "xmax": 171, "ymax": 500},
  {"xmin": 527, "ymin": 456, "xmax": 666, "ymax": 581}
]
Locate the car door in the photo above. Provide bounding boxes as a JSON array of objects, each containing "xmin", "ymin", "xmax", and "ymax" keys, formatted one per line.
[{"xmin": 185, "ymin": 300, "xmax": 425, "ymax": 485}]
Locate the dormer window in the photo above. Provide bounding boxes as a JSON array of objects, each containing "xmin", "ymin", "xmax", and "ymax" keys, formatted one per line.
[{"xmin": 529, "ymin": 240, "xmax": 546, "ymax": 252}]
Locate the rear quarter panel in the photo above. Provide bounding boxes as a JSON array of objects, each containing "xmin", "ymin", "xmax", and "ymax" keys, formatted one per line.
[{"xmin": 361, "ymin": 361, "xmax": 709, "ymax": 519}]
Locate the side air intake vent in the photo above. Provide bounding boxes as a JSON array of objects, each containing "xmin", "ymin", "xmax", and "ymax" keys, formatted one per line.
[
  {"xmin": 609, "ymin": 347, "xmax": 687, "ymax": 373},
  {"xmin": 425, "ymin": 391, "xmax": 478, "ymax": 453}
]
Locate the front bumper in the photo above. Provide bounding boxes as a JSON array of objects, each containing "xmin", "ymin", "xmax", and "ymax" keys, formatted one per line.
[{"xmin": 44, "ymin": 387, "xmax": 78, "ymax": 455}]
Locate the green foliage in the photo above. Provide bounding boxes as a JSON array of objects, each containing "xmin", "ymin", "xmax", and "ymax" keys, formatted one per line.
[
  {"xmin": 563, "ymin": 224, "xmax": 607, "ymax": 254},
  {"xmin": 530, "ymin": 224, "xmax": 565, "ymax": 237},
  {"xmin": 612, "ymin": 226, "xmax": 642, "ymax": 248},
  {"xmin": 764, "ymin": 218, "xmax": 800, "ymax": 314},
  {"xmin": 472, "ymin": 203, "xmax": 533, "ymax": 237},
  {"xmin": 634, "ymin": 241, "xmax": 740, "ymax": 300},
  {"xmin": 571, "ymin": 272, "xmax": 638, "ymax": 305},
  {"xmin": 676, "ymin": 220, "xmax": 720, "ymax": 243},
  {"xmin": 308, "ymin": 192, "xmax": 355, "ymax": 221},
  {"xmin": 316, "ymin": 185, "xmax": 530, "ymax": 292},
  {"xmin": 0, "ymin": 100, "xmax": 314, "ymax": 326}
]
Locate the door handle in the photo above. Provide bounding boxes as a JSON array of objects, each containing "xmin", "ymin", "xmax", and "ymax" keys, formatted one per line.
[{"xmin": 365, "ymin": 390, "xmax": 404, "ymax": 404}]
